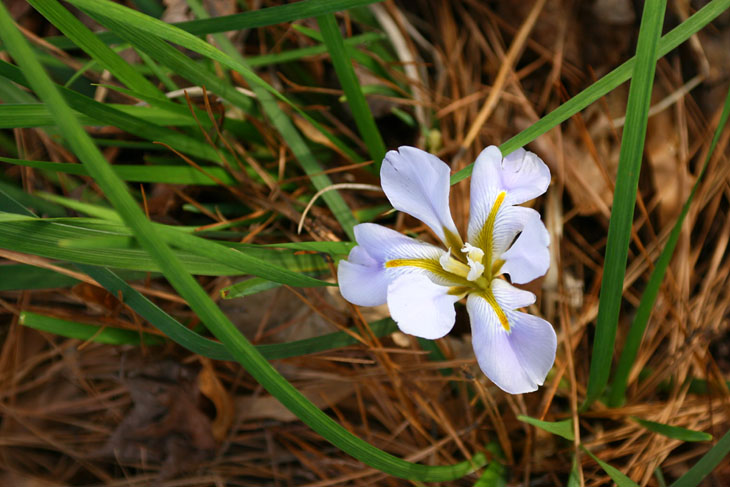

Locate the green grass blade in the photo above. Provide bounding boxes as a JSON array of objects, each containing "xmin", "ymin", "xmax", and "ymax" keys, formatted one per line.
[
  {"xmin": 608, "ymin": 85, "xmax": 730, "ymax": 406},
  {"xmin": 317, "ymin": 14, "xmax": 386, "ymax": 166},
  {"xmin": 184, "ymin": 0, "xmax": 360, "ymax": 239},
  {"xmin": 670, "ymin": 429, "xmax": 730, "ymax": 487},
  {"xmin": 247, "ymin": 32, "xmax": 384, "ymax": 67},
  {"xmin": 517, "ymin": 416, "xmax": 574, "ymax": 441},
  {"xmin": 78, "ymin": 264, "xmax": 397, "ymax": 360},
  {"xmin": 0, "ymin": 180, "xmax": 66, "ymax": 216},
  {"xmin": 0, "ymin": 2, "xmax": 481, "ymax": 477},
  {"xmin": 633, "ymin": 418, "xmax": 713, "ymax": 442},
  {"xmin": 0, "ymin": 264, "xmax": 80, "ymax": 290},
  {"xmin": 20, "ymin": 311, "xmax": 164, "ymax": 346},
  {"xmin": 582, "ymin": 447, "xmax": 639, "ymax": 487},
  {"xmin": 221, "ymin": 277, "xmax": 282, "ymax": 299},
  {"xmin": 47, "ymin": 0, "xmax": 384, "ymax": 49},
  {"xmin": 0, "ymin": 61, "xmax": 221, "ymax": 163},
  {"xmin": 73, "ymin": 1, "xmax": 358, "ymax": 238},
  {"xmin": 583, "ymin": 0, "xmax": 666, "ymax": 409},
  {"xmin": 1, "ymin": 157, "xmax": 237, "ymax": 185},
  {"xmin": 0, "ymin": 214, "xmax": 334, "ymax": 284},
  {"xmin": 450, "ymin": 0, "xmax": 730, "ymax": 185},
  {"xmin": 28, "ymin": 0, "xmax": 164, "ymax": 101}
]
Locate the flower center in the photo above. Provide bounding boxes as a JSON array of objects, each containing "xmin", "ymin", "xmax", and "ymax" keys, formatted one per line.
[{"xmin": 438, "ymin": 244, "xmax": 485, "ymax": 282}]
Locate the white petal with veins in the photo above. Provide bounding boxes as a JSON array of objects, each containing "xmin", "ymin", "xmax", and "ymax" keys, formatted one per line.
[
  {"xmin": 381, "ymin": 147, "xmax": 460, "ymax": 245},
  {"xmin": 387, "ymin": 273, "xmax": 460, "ymax": 340}
]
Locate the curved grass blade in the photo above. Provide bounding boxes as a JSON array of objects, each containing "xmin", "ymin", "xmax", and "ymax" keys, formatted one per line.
[
  {"xmin": 1, "ymin": 157, "xmax": 236, "ymax": 185},
  {"xmin": 583, "ymin": 0, "xmax": 666, "ymax": 409},
  {"xmin": 79, "ymin": 2, "xmax": 358, "ymax": 239},
  {"xmin": 0, "ymin": 61, "xmax": 221, "ymax": 163},
  {"xmin": 517, "ymin": 415, "xmax": 574, "ymax": 441},
  {"xmin": 0, "ymin": 215, "xmax": 334, "ymax": 283},
  {"xmin": 670, "ymin": 429, "xmax": 730, "ymax": 487},
  {"xmin": 450, "ymin": 0, "xmax": 730, "ymax": 184},
  {"xmin": 184, "ymin": 0, "xmax": 360, "ymax": 239},
  {"xmin": 20, "ymin": 311, "xmax": 164, "ymax": 346},
  {"xmin": 633, "ymin": 418, "xmax": 712, "ymax": 442},
  {"xmin": 0, "ymin": 9, "xmax": 486, "ymax": 478},
  {"xmin": 28, "ymin": 0, "xmax": 164, "ymax": 101},
  {"xmin": 317, "ymin": 14, "xmax": 386, "ymax": 166},
  {"xmin": 582, "ymin": 447, "xmax": 639, "ymax": 487},
  {"xmin": 608, "ymin": 85, "xmax": 730, "ymax": 406},
  {"xmin": 77, "ymin": 264, "xmax": 397, "ymax": 360},
  {"xmin": 47, "ymin": 0, "xmax": 384, "ymax": 49}
]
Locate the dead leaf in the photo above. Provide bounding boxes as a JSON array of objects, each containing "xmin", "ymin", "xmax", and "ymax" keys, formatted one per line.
[{"xmin": 197, "ymin": 358, "xmax": 234, "ymax": 442}]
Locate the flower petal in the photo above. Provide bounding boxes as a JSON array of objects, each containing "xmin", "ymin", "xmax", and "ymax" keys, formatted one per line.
[
  {"xmin": 467, "ymin": 294, "xmax": 556, "ymax": 394},
  {"xmin": 491, "ymin": 278, "xmax": 536, "ymax": 309},
  {"xmin": 381, "ymin": 147, "xmax": 460, "ymax": 245},
  {"xmin": 353, "ymin": 222, "xmax": 443, "ymax": 263},
  {"xmin": 338, "ymin": 223, "xmax": 451, "ymax": 307},
  {"xmin": 468, "ymin": 145, "xmax": 504, "ymax": 243},
  {"xmin": 337, "ymin": 246, "xmax": 389, "ymax": 307},
  {"xmin": 467, "ymin": 147, "xmax": 551, "ymax": 243},
  {"xmin": 500, "ymin": 148, "xmax": 551, "ymax": 206},
  {"xmin": 500, "ymin": 210, "xmax": 550, "ymax": 284},
  {"xmin": 387, "ymin": 273, "xmax": 460, "ymax": 339}
]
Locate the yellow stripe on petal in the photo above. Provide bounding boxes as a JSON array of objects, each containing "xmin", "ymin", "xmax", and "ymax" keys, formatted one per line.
[
  {"xmin": 385, "ymin": 257, "xmax": 471, "ymax": 286},
  {"xmin": 476, "ymin": 289, "xmax": 510, "ymax": 331},
  {"xmin": 475, "ymin": 191, "xmax": 506, "ymax": 277}
]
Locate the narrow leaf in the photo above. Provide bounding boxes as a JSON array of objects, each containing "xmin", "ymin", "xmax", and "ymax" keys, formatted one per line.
[
  {"xmin": 517, "ymin": 415, "xmax": 574, "ymax": 441},
  {"xmin": 583, "ymin": 447, "xmax": 639, "ymax": 487},
  {"xmin": 634, "ymin": 418, "xmax": 712, "ymax": 442},
  {"xmin": 608, "ymin": 85, "xmax": 730, "ymax": 406},
  {"xmin": 584, "ymin": 0, "xmax": 667, "ymax": 408}
]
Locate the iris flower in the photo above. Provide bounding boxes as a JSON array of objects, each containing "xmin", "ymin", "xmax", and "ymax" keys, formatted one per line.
[{"xmin": 338, "ymin": 146, "xmax": 556, "ymax": 394}]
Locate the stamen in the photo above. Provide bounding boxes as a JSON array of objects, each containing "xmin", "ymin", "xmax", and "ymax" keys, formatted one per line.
[
  {"xmin": 461, "ymin": 243, "xmax": 485, "ymax": 281},
  {"xmin": 438, "ymin": 249, "xmax": 471, "ymax": 279}
]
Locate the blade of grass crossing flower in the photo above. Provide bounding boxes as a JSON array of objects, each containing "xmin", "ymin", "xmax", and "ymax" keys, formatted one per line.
[
  {"xmin": 27, "ymin": 0, "xmax": 165, "ymax": 101},
  {"xmin": 583, "ymin": 0, "xmax": 666, "ymax": 409},
  {"xmin": 47, "ymin": 0, "xmax": 384, "ymax": 49},
  {"xmin": 608, "ymin": 85, "xmax": 730, "ymax": 407},
  {"xmin": 450, "ymin": 0, "xmax": 730, "ymax": 185},
  {"xmin": 0, "ymin": 8, "xmax": 486, "ymax": 480},
  {"xmin": 670, "ymin": 429, "xmax": 730, "ymax": 487},
  {"xmin": 317, "ymin": 14, "xmax": 386, "ymax": 166}
]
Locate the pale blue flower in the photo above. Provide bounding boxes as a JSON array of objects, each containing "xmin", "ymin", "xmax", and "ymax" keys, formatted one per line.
[{"xmin": 338, "ymin": 146, "xmax": 556, "ymax": 394}]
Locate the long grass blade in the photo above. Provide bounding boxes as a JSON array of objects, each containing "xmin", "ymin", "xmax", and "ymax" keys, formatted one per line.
[
  {"xmin": 47, "ymin": 0, "xmax": 385, "ymax": 49},
  {"xmin": 77, "ymin": 264, "xmax": 397, "ymax": 360},
  {"xmin": 670, "ymin": 429, "xmax": 730, "ymax": 487},
  {"xmin": 583, "ymin": 0, "xmax": 666, "ymax": 409},
  {"xmin": 28, "ymin": 0, "xmax": 164, "ymax": 101},
  {"xmin": 608, "ymin": 85, "xmax": 730, "ymax": 406},
  {"xmin": 317, "ymin": 14, "xmax": 386, "ymax": 166}
]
